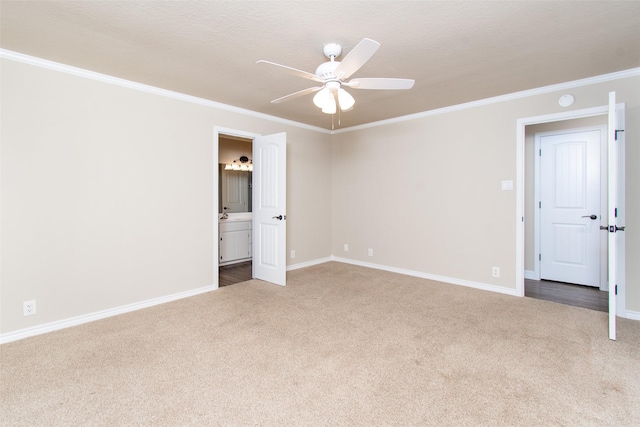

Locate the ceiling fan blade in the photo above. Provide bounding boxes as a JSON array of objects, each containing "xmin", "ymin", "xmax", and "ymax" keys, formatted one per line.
[
  {"xmin": 271, "ymin": 86, "xmax": 322, "ymax": 104},
  {"xmin": 257, "ymin": 60, "xmax": 324, "ymax": 83},
  {"xmin": 334, "ymin": 38, "xmax": 380, "ymax": 80},
  {"xmin": 346, "ymin": 78, "xmax": 415, "ymax": 90}
]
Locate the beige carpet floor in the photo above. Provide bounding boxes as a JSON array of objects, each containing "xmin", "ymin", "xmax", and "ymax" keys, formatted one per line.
[{"xmin": 2, "ymin": 262, "xmax": 640, "ymax": 426}]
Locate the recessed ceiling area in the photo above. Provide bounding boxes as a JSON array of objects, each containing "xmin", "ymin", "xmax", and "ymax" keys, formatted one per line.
[{"xmin": 1, "ymin": 1, "xmax": 639, "ymax": 129}]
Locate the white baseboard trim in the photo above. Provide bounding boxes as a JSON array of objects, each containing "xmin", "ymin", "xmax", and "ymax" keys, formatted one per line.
[
  {"xmin": 625, "ymin": 310, "xmax": 640, "ymax": 321},
  {"xmin": 0, "ymin": 284, "xmax": 216, "ymax": 345},
  {"xmin": 287, "ymin": 257, "xmax": 333, "ymax": 271},
  {"xmin": 329, "ymin": 256, "xmax": 519, "ymax": 297},
  {"xmin": 524, "ymin": 270, "xmax": 537, "ymax": 280},
  {"xmin": 4, "ymin": 259, "xmax": 636, "ymax": 344},
  {"xmin": 322, "ymin": 257, "xmax": 640, "ymax": 322}
]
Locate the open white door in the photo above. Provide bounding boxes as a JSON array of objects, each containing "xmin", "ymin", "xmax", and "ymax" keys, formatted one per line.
[
  {"xmin": 253, "ymin": 132, "xmax": 287, "ymax": 286},
  {"xmin": 607, "ymin": 91, "xmax": 626, "ymax": 340}
]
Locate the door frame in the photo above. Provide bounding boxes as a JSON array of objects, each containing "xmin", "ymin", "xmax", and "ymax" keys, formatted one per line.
[
  {"xmin": 213, "ymin": 126, "xmax": 260, "ymax": 288},
  {"xmin": 515, "ymin": 104, "xmax": 625, "ymax": 316},
  {"xmin": 533, "ymin": 125, "xmax": 608, "ymax": 289}
]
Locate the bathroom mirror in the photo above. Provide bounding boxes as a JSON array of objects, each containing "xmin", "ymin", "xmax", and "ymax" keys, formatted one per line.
[
  {"xmin": 218, "ymin": 134, "xmax": 253, "ymax": 214},
  {"xmin": 219, "ymin": 166, "xmax": 252, "ymax": 213}
]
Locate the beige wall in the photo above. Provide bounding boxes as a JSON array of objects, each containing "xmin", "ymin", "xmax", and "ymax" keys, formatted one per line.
[
  {"xmin": 2, "ymin": 55, "xmax": 638, "ymax": 337},
  {"xmin": 0, "ymin": 59, "xmax": 332, "ymax": 334},
  {"xmin": 331, "ymin": 75, "xmax": 639, "ymax": 313}
]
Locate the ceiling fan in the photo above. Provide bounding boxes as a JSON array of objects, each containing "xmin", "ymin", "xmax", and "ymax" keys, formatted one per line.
[{"xmin": 257, "ymin": 38, "xmax": 415, "ymax": 114}]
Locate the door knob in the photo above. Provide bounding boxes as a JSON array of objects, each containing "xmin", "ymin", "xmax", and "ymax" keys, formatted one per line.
[
  {"xmin": 272, "ymin": 215, "xmax": 284, "ymax": 220},
  {"xmin": 581, "ymin": 214, "xmax": 598, "ymax": 220}
]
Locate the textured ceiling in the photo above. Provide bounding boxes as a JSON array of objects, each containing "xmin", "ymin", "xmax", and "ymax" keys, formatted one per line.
[{"xmin": 1, "ymin": 1, "xmax": 639, "ymax": 130}]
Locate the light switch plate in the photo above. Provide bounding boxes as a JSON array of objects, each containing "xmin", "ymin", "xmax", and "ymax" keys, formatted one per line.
[{"xmin": 501, "ymin": 180, "xmax": 513, "ymax": 191}]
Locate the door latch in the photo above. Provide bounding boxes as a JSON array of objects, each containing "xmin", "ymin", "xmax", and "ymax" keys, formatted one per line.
[{"xmin": 604, "ymin": 225, "xmax": 627, "ymax": 232}]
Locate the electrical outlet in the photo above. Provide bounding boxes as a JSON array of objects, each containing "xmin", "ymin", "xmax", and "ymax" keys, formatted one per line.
[
  {"xmin": 291, "ymin": 250, "xmax": 296, "ymax": 259},
  {"xmin": 492, "ymin": 267, "xmax": 500, "ymax": 278},
  {"xmin": 23, "ymin": 300, "xmax": 36, "ymax": 316},
  {"xmin": 344, "ymin": 244, "xmax": 349, "ymax": 252},
  {"xmin": 368, "ymin": 248, "xmax": 373, "ymax": 257}
]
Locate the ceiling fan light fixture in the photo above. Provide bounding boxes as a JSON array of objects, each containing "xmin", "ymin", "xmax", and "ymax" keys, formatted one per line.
[
  {"xmin": 337, "ymin": 88, "xmax": 355, "ymax": 111},
  {"xmin": 313, "ymin": 87, "xmax": 331, "ymax": 109},
  {"xmin": 314, "ymin": 82, "xmax": 342, "ymax": 114},
  {"xmin": 321, "ymin": 97, "xmax": 337, "ymax": 114}
]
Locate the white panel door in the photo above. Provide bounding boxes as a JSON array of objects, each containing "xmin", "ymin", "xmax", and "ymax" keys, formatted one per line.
[
  {"xmin": 252, "ymin": 132, "xmax": 286, "ymax": 286},
  {"xmin": 540, "ymin": 130, "xmax": 602, "ymax": 286}
]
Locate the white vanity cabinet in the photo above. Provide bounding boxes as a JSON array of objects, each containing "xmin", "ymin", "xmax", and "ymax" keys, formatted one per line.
[{"xmin": 219, "ymin": 220, "xmax": 252, "ymax": 265}]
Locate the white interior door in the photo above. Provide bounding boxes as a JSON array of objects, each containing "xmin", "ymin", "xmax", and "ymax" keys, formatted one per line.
[
  {"xmin": 607, "ymin": 91, "xmax": 624, "ymax": 341},
  {"xmin": 252, "ymin": 132, "xmax": 287, "ymax": 286},
  {"xmin": 540, "ymin": 130, "xmax": 602, "ymax": 286}
]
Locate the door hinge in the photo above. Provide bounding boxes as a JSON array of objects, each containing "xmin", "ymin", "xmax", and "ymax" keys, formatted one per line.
[
  {"xmin": 539, "ymin": 201, "xmax": 541, "ymax": 209},
  {"xmin": 615, "ymin": 285, "xmax": 618, "ymax": 295},
  {"xmin": 615, "ymin": 129, "xmax": 624, "ymax": 141},
  {"xmin": 539, "ymin": 149, "xmax": 542, "ymax": 156},
  {"xmin": 615, "ymin": 208, "xmax": 617, "ymax": 218},
  {"xmin": 539, "ymin": 253, "xmax": 541, "ymax": 261}
]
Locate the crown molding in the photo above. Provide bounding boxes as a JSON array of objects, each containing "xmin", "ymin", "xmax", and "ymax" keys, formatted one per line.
[
  {"xmin": 332, "ymin": 67, "xmax": 640, "ymax": 134},
  {"xmin": 2, "ymin": 49, "xmax": 637, "ymax": 136},
  {"xmin": 0, "ymin": 49, "xmax": 331, "ymax": 135}
]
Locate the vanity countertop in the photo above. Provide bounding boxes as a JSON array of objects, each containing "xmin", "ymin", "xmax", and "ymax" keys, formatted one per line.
[{"xmin": 219, "ymin": 214, "xmax": 252, "ymax": 223}]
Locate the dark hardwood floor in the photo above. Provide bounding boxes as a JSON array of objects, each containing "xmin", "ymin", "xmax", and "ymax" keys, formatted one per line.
[
  {"xmin": 525, "ymin": 278, "xmax": 608, "ymax": 312},
  {"xmin": 219, "ymin": 261, "xmax": 252, "ymax": 287}
]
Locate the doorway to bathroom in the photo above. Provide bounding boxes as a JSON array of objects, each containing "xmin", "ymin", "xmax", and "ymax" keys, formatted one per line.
[
  {"xmin": 218, "ymin": 133, "xmax": 254, "ymax": 286},
  {"xmin": 215, "ymin": 128, "xmax": 288, "ymax": 288}
]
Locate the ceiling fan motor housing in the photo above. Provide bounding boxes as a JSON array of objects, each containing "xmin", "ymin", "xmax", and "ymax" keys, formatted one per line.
[{"xmin": 315, "ymin": 61, "xmax": 341, "ymax": 81}]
